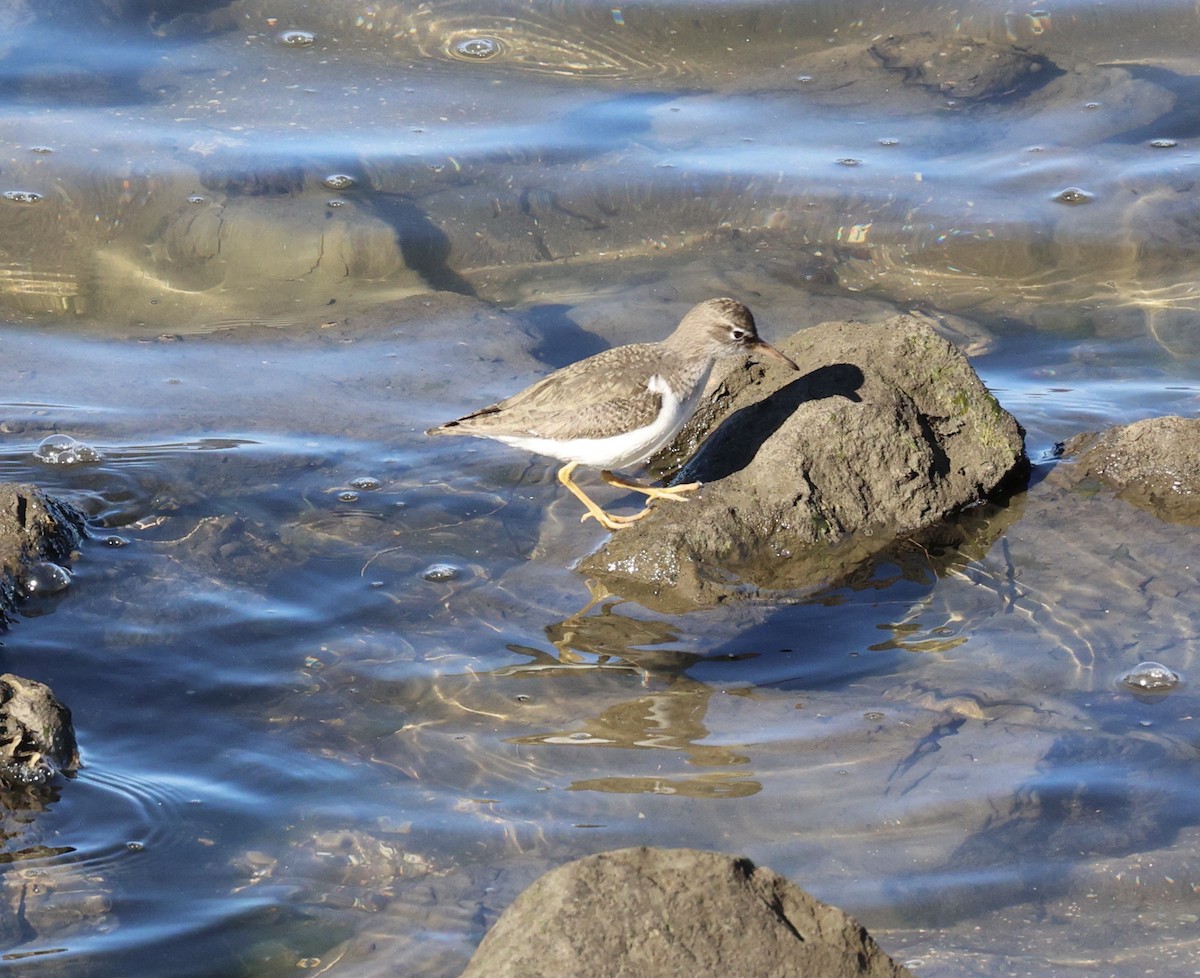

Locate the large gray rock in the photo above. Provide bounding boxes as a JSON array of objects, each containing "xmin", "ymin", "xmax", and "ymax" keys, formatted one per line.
[
  {"xmin": 1062, "ymin": 416, "xmax": 1200, "ymax": 524},
  {"xmin": 460, "ymin": 847, "xmax": 916, "ymax": 978},
  {"xmin": 580, "ymin": 315, "xmax": 1027, "ymax": 611},
  {"xmin": 0, "ymin": 483, "xmax": 86, "ymax": 623}
]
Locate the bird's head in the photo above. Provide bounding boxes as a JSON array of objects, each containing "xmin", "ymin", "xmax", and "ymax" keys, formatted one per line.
[{"xmin": 672, "ymin": 297, "xmax": 799, "ymax": 370}]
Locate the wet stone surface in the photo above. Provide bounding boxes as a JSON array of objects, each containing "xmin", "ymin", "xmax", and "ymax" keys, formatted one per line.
[
  {"xmin": 1062, "ymin": 417, "xmax": 1200, "ymax": 524},
  {"xmin": 0, "ymin": 483, "xmax": 86, "ymax": 624},
  {"xmin": 0, "ymin": 674, "xmax": 78, "ymax": 787}
]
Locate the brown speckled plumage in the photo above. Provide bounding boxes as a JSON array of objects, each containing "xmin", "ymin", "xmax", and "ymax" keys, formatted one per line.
[{"xmin": 427, "ymin": 298, "xmax": 797, "ymax": 530}]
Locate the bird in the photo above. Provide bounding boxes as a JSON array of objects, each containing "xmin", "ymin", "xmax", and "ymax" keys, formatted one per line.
[{"xmin": 425, "ymin": 297, "xmax": 799, "ymax": 530}]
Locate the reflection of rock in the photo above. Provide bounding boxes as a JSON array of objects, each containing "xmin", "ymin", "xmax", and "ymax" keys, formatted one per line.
[
  {"xmin": 581, "ymin": 316, "xmax": 1027, "ymax": 611},
  {"xmin": 1, "ymin": 855, "xmax": 113, "ymax": 948},
  {"xmin": 153, "ymin": 195, "xmax": 420, "ymax": 296},
  {"xmin": 869, "ymin": 33, "xmax": 1060, "ymax": 102},
  {"xmin": 460, "ymin": 847, "xmax": 916, "ymax": 978},
  {"xmin": 0, "ymin": 674, "xmax": 79, "ymax": 786},
  {"xmin": 1062, "ymin": 417, "xmax": 1200, "ymax": 525},
  {"xmin": 0, "ymin": 484, "xmax": 86, "ymax": 624}
]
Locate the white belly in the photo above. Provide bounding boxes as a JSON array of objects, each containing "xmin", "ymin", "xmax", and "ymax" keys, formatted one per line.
[{"xmin": 493, "ymin": 371, "xmax": 706, "ymax": 471}]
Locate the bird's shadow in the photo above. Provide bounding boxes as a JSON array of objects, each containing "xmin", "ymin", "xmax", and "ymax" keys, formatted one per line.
[{"xmin": 681, "ymin": 362, "xmax": 865, "ymax": 483}]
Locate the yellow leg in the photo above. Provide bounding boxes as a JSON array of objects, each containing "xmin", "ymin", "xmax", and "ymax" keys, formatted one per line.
[
  {"xmin": 557, "ymin": 462, "xmax": 643, "ymax": 531},
  {"xmin": 601, "ymin": 470, "xmax": 702, "ymax": 503}
]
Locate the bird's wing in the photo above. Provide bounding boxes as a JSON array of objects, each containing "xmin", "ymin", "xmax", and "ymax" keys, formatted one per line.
[{"xmin": 443, "ymin": 346, "xmax": 667, "ymax": 441}]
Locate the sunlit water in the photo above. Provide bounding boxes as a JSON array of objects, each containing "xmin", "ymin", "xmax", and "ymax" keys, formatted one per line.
[{"xmin": 2, "ymin": 1, "xmax": 1200, "ymax": 975}]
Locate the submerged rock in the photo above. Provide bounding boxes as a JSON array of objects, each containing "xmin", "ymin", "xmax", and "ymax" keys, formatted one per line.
[
  {"xmin": 0, "ymin": 673, "xmax": 79, "ymax": 785},
  {"xmin": 869, "ymin": 33, "xmax": 1061, "ymax": 101},
  {"xmin": 1062, "ymin": 416, "xmax": 1200, "ymax": 524},
  {"xmin": 580, "ymin": 315, "xmax": 1027, "ymax": 611},
  {"xmin": 460, "ymin": 846, "xmax": 916, "ymax": 978},
  {"xmin": 0, "ymin": 483, "xmax": 86, "ymax": 623}
]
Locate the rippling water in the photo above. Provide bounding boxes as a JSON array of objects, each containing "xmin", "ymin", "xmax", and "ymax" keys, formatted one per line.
[{"xmin": 2, "ymin": 1, "xmax": 1200, "ymax": 975}]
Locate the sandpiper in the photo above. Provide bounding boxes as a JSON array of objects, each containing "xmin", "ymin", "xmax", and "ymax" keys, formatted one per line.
[{"xmin": 426, "ymin": 297, "xmax": 799, "ymax": 530}]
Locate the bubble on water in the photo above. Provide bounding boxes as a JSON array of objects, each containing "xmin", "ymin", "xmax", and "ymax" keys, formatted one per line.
[
  {"xmin": 337, "ymin": 490, "xmax": 359, "ymax": 503},
  {"xmin": 349, "ymin": 476, "xmax": 381, "ymax": 491},
  {"xmin": 448, "ymin": 34, "xmax": 504, "ymax": 61},
  {"xmin": 277, "ymin": 29, "xmax": 316, "ymax": 47},
  {"xmin": 34, "ymin": 434, "xmax": 102, "ymax": 464},
  {"xmin": 1083, "ymin": 101, "xmax": 1101, "ymax": 110},
  {"xmin": 187, "ymin": 194, "xmax": 207, "ymax": 204},
  {"xmin": 326, "ymin": 199, "xmax": 345, "ymax": 207},
  {"xmin": 104, "ymin": 535, "xmax": 130, "ymax": 548},
  {"xmin": 421, "ymin": 563, "xmax": 461, "ymax": 582},
  {"xmin": 322, "ymin": 173, "xmax": 355, "ymax": 191},
  {"xmin": 1053, "ymin": 187, "xmax": 1093, "ymax": 205},
  {"xmin": 3, "ymin": 190, "xmax": 42, "ymax": 203},
  {"xmin": 29, "ymin": 146, "xmax": 53, "ymax": 155},
  {"xmin": 20, "ymin": 561, "xmax": 71, "ymax": 597},
  {"xmin": 1119, "ymin": 661, "xmax": 1182, "ymax": 693},
  {"xmin": 795, "ymin": 75, "xmax": 813, "ymax": 83},
  {"xmin": 836, "ymin": 158, "xmax": 863, "ymax": 167},
  {"xmin": 1149, "ymin": 138, "xmax": 1178, "ymax": 149},
  {"xmin": 878, "ymin": 137, "xmax": 899, "ymax": 146}
]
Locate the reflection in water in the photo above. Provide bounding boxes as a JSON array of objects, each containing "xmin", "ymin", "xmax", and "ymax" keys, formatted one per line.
[
  {"xmin": 504, "ymin": 588, "xmax": 759, "ymax": 795},
  {"xmin": 0, "ymin": 5, "xmax": 1197, "ymax": 345}
]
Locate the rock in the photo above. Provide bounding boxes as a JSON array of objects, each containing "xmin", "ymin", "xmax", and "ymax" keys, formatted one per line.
[
  {"xmin": 868, "ymin": 33, "xmax": 1061, "ymax": 102},
  {"xmin": 580, "ymin": 315, "xmax": 1027, "ymax": 611},
  {"xmin": 0, "ymin": 483, "xmax": 86, "ymax": 624},
  {"xmin": 0, "ymin": 674, "xmax": 79, "ymax": 785},
  {"xmin": 1062, "ymin": 416, "xmax": 1200, "ymax": 524},
  {"xmin": 460, "ymin": 847, "xmax": 916, "ymax": 978}
]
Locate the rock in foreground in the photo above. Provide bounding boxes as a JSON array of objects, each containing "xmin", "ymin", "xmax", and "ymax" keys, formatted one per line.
[
  {"xmin": 580, "ymin": 315, "xmax": 1026, "ymax": 611},
  {"xmin": 461, "ymin": 847, "xmax": 916, "ymax": 978}
]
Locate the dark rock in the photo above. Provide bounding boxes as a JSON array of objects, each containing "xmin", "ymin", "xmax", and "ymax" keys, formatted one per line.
[
  {"xmin": 1062, "ymin": 416, "xmax": 1200, "ymax": 524},
  {"xmin": 580, "ymin": 316, "xmax": 1027, "ymax": 611},
  {"xmin": 0, "ymin": 673, "xmax": 79, "ymax": 785},
  {"xmin": 869, "ymin": 33, "xmax": 1061, "ymax": 102},
  {"xmin": 460, "ymin": 847, "xmax": 916, "ymax": 978},
  {"xmin": 0, "ymin": 483, "xmax": 86, "ymax": 624}
]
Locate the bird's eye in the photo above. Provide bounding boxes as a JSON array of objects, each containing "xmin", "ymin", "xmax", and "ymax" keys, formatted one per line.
[{"xmin": 731, "ymin": 329, "xmax": 747, "ymax": 340}]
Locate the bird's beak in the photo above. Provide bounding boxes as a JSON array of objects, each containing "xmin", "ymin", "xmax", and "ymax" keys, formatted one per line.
[{"xmin": 749, "ymin": 338, "xmax": 799, "ymax": 371}]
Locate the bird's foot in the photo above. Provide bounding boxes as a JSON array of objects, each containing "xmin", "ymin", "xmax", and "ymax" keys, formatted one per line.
[
  {"xmin": 580, "ymin": 505, "xmax": 653, "ymax": 530},
  {"xmin": 601, "ymin": 471, "xmax": 702, "ymax": 503},
  {"xmin": 635, "ymin": 480, "xmax": 701, "ymax": 503}
]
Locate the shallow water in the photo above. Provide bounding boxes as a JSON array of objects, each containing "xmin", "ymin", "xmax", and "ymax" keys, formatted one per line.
[{"xmin": 2, "ymin": 1, "xmax": 1200, "ymax": 975}]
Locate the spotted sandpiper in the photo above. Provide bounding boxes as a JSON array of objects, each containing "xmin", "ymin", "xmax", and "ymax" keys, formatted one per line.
[{"xmin": 426, "ymin": 297, "xmax": 799, "ymax": 530}]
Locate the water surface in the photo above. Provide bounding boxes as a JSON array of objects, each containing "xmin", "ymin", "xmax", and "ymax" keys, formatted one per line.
[{"xmin": 2, "ymin": 2, "xmax": 1200, "ymax": 975}]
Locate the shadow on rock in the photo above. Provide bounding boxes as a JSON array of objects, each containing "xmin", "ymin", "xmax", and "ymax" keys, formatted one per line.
[{"xmin": 689, "ymin": 363, "xmax": 864, "ymax": 483}]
